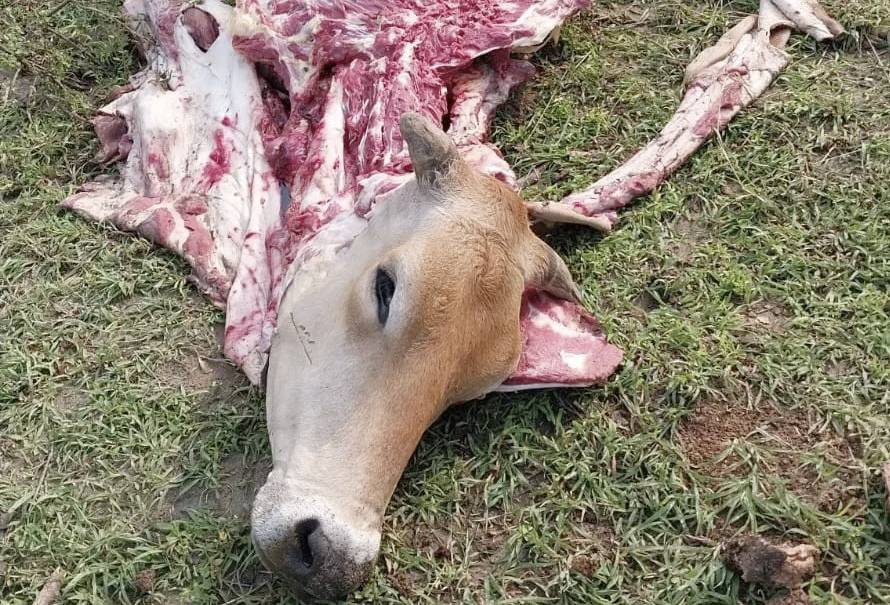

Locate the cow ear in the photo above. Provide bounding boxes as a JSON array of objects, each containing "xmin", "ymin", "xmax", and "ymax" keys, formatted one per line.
[
  {"xmin": 400, "ymin": 112, "xmax": 460, "ymax": 189},
  {"xmin": 522, "ymin": 236, "xmax": 583, "ymax": 304}
]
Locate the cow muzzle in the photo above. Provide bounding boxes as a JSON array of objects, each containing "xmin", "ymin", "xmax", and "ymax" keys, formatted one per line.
[{"xmin": 251, "ymin": 483, "xmax": 381, "ymax": 600}]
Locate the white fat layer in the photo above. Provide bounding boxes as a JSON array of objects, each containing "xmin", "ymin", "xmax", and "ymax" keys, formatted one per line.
[
  {"xmin": 529, "ymin": 308, "xmax": 581, "ymax": 339},
  {"xmin": 494, "ymin": 381, "xmax": 593, "ymax": 392},
  {"xmin": 299, "ymin": 79, "xmax": 346, "ymax": 207},
  {"xmin": 559, "ymin": 351, "xmax": 589, "ymax": 371}
]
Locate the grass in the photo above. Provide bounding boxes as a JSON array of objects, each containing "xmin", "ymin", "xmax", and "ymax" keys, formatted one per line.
[{"xmin": 1, "ymin": 0, "xmax": 889, "ymax": 603}]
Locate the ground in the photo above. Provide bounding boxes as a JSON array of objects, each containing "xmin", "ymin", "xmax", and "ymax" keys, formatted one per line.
[{"xmin": 1, "ymin": 0, "xmax": 889, "ymax": 603}]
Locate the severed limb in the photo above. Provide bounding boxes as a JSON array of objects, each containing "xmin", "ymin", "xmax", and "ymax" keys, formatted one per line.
[{"xmin": 531, "ymin": 0, "xmax": 844, "ymax": 230}]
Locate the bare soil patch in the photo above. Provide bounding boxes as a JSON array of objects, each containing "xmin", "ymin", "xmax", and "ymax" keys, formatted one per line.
[
  {"xmin": 0, "ymin": 68, "xmax": 36, "ymax": 105},
  {"xmin": 156, "ymin": 325, "xmax": 247, "ymax": 397},
  {"xmin": 50, "ymin": 385, "xmax": 90, "ymax": 414},
  {"xmin": 0, "ymin": 437, "xmax": 30, "ymax": 488},
  {"xmin": 632, "ymin": 289, "xmax": 660, "ymax": 313},
  {"xmin": 565, "ymin": 518, "xmax": 616, "ymax": 578},
  {"xmin": 399, "ymin": 505, "xmax": 615, "ymax": 601},
  {"xmin": 678, "ymin": 400, "xmax": 862, "ymax": 511},
  {"xmin": 669, "ymin": 213, "xmax": 708, "ymax": 263},
  {"xmin": 744, "ymin": 300, "xmax": 792, "ymax": 334},
  {"xmin": 170, "ymin": 453, "xmax": 269, "ymax": 519}
]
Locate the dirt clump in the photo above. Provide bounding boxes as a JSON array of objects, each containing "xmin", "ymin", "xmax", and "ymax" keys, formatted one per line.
[
  {"xmin": 723, "ymin": 535, "xmax": 818, "ymax": 604},
  {"xmin": 724, "ymin": 535, "xmax": 817, "ymax": 589},
  {"xmin": 33, "ymin": 570, "xmax": 64, "ymax": 605},
  {"xmin": 739, "ymin": 300, "xmax": 792, "ymax": 345},
  {"xmin": 569, "ymin": 553, "xmax": 598, "ymax": 577},
  {"xmin": 744, "ymin": 300, "xmax": 791, "ymax": 333},
  {"xmin": 132, "ymin": 569, "xmax": 155, "ymax": 594}
]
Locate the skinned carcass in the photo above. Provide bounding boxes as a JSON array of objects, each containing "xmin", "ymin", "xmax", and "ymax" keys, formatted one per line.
[
  {"xmin": 66, "ymin": 0, "xmax": 624, "ymax": 390},
  {"xmin": 63, "ymin": 0, "xmax": 843, "ymax": 598}
]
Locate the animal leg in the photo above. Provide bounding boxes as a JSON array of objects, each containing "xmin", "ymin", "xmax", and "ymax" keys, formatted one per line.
[{"xmin": 529, "ymin": 0, "xmax": 844, "ymax": 230}]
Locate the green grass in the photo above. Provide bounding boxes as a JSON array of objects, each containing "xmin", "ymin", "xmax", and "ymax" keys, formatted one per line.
[{"xmin": 2, "ymin": 0, "xmax": 889, "ymax": 603}]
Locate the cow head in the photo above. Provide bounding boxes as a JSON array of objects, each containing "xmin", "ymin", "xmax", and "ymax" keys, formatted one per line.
[{"xmin": 252, "ymin": 113, "xmax": 581, "ymax": 599}]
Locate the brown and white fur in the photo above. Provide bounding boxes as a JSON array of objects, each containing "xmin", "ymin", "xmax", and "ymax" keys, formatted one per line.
[{"xmin": 252, "ymin": 113, "xmax": 581, "ymax": 598}]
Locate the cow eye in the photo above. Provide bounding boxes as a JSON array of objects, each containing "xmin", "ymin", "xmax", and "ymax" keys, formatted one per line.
[{"xmin": 374, "ymin": 267, "xmax": 395, "ymax": 325}]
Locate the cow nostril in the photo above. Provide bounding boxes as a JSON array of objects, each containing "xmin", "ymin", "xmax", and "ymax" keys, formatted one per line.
[{"xmin": 292, "ymin": 518, "xmax": 320, "ymax": 571}]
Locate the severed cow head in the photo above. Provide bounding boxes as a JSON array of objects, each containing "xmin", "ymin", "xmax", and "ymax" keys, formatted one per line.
[{"xmin": 252, "ymin": 113, "xmax": 581, "ymax": 598}]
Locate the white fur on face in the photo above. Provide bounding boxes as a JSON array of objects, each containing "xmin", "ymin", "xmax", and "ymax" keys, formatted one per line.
[
  {"xmin": 258, "ymin": 181, "xmax": 435, "ymax": 535},
  {"xmin": 254, "ymin": 155, "xmax": 532, "ymax": 594}
]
